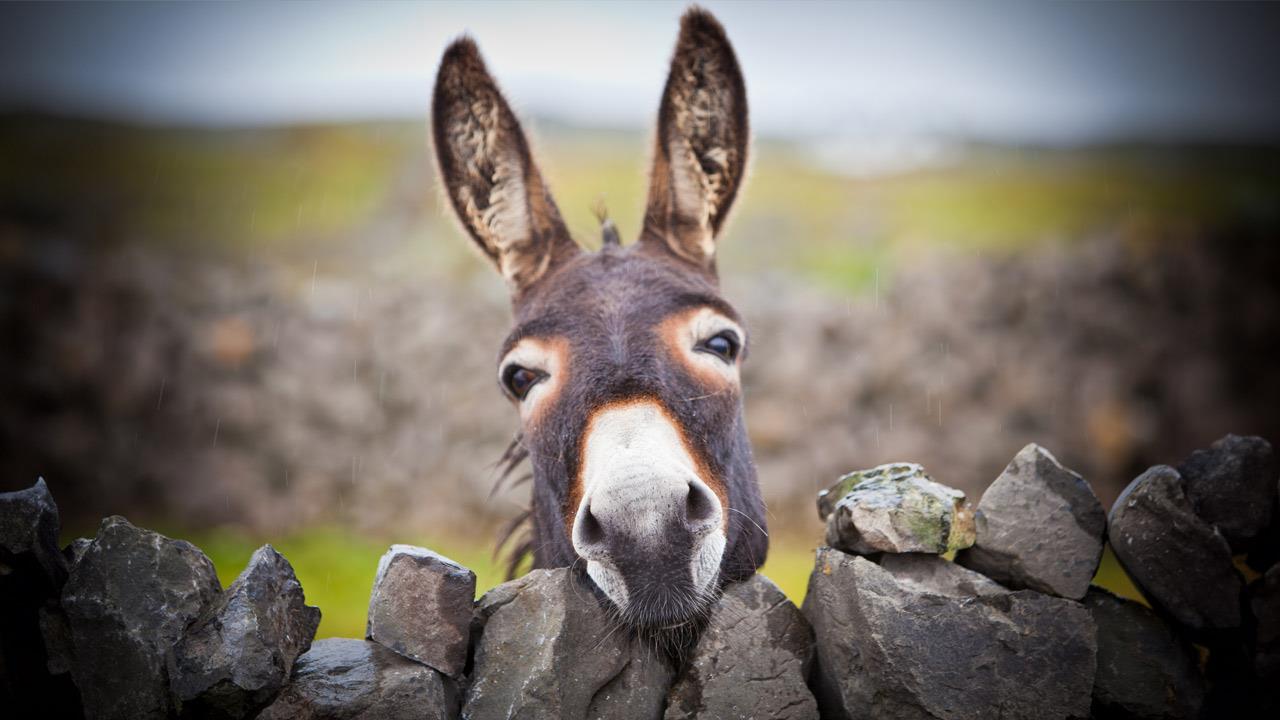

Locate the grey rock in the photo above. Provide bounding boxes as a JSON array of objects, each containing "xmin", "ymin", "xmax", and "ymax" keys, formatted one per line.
[
  {"xmin": 956, "ymin": 443, "xmax": 1105, "ymax": 599},
  {"xmin": 64, "ymin": 537, "xmax": 93, "ymax": 568},
  {"xmin": 0, "ymin": 479, "xmax": 80, "ymax": 719},
  {"xmin": 39, "ymin": 604, "xmax": 75, "ymax": 676},
  {"xmin": 464, "ymin": 568, "xmax": 674, "ymax": 720},
  {"xmin": 1253, "ymin": 565, "xmax": 1280, "ymax": 699},
  {"xmin": 664, "ymin": 574, "xmax": 817, "ymax": 720},
  {"xmin": 169, "ymin": 545, "xmax": 321, "ymax": 719},
  {"xmin": 875, "ymin": 552, "xmax": 1008, "ymax": 598},
  {"xmin": 0, "ymin": 478, "xmax": 67, "ymax": 589},
  {"xmin": 803, "ymin": 547, "xmax": 1095, "ymax": 720},
  {"xmin": 257, "ymin": 638, "xmax": 459, "ymax": 720},
  {"xmin": 366, "ymin": 544, "xmax": 475, "ymax": 678},
  {"xmin": 61, "ymin": 516, "xmax": 222, "ymax": 720},
  {"xmin": 819, "ymin": 463, "xmax": 977, "ymax": 555},
  {"xmin": 1084, "ymin": 586, "xmax": 1204, "ymax": 720},
  {"xmin": 1108, "ymin": 465, "xmax": 1243, "ymax": 633},
  {"xmin": 1178, "ymin": 434, "xmax": 1278, "ymax": 551}
]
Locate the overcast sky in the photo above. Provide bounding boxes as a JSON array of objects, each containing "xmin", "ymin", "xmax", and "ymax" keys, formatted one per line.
[{"xmin": 2, "ymin": 1, "xmax": 1279, "ymax": 144}]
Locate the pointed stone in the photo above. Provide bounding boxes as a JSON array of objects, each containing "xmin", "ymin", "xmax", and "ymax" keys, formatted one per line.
[
  {"xmin": 1178, "ymin": 434, "xmax": 1278, "ymax": 551},
  {"xmin": 169, "ymin": 545, "xmax": 321, "ymax": 719},
  {"xmin": 818, "ymin": 463, "xmax": 977, "ymax": 555},
  {"xmin": 464, "ymin": 569, "xmax": 673, "ymax": 719},
  {"xmin": 61, "ymin": 516, "xmax": 221, "ymax": 720},
  {"xmin": 665, "ymin": 574, "xmax": 817, "ymax": 720},
  {"xmin": 365, "ymin": 544, "xmax": 475, "ymax": 678},
  {"xmin": 957, "ymin": 444, "xmax": 1105, "ymax": 599},
  {"xmin": 1108, "ymin": 465, "xmax": 1243, "ymax": 634}
]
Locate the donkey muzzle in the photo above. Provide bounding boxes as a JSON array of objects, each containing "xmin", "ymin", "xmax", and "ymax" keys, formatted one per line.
[{"xmin": 571, "ymin": 399, "xmax": 726, "ymax": 623}]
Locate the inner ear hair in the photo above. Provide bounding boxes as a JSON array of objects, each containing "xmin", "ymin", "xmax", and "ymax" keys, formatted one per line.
[
  {"xmin": 431, "ymin": 37, "xmax": 577, "ymax": 292},
  {"xmin": 641, "ymin": 8, "xmax": 749, "ymax": 272}
]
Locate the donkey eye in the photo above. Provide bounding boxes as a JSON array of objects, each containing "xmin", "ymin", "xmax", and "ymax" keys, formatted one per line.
[
  {"xmin": 698, "ymin": 331, "xmax": 740, "ymax": 363},
  {"xmin": 502, "ymin": 364, "xmax": 546, "ymax": 400}
]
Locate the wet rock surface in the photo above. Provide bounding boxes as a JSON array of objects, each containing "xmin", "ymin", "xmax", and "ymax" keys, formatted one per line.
[
  {"xmin": 957, "ymin": 443, "xmax": 1105, "ymax": 599},
  {"xmin": 169, "ymin": 545, "xmax": 320, "ymax": 719},
  {"xmin": 0, "ymin": 479, "xmax": 80, "ymax": 718},
  {"xmin": 366, "ymin": 544, "xmax": 475, "ymax": 678},
  {"xmin": 803, "ymin": 547, "xmax": 1095, "ymax": 720},
  {"xmin": 61, "ymin": 516, "xmax": 222, "ymax": 720},
  {"xmin": 1108, "ymin": 465, "xmax": 1243, "ymax": 633},
  {"xmin": 464, "ymin": 569, "xmax": 674, "ymax": 720},
  {"xmin": 818, "ymin": 463, "xmax": 977, "ymax": 555},
  {"xmin": 257, "ymin": 638, "xmax": 458, "ymax": 720},
  {"xmin": 1084, "ymin": 586, "xmax": 1205, "ymax": 720},
  {"xmin": 664, "ymin": 574, "xmax": 817, "ymax": 720},
  {"xmin": 1177, "ymin": 434, "xmax": 1278, "ymax": 551}
]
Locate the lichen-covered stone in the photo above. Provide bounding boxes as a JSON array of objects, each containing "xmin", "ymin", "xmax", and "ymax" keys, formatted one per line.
[
  {"xmin": 61, "ymin": 516, "xmax": 221, "ymax": 720},
  {"xmin": 169, "ymin": 545, "xmax": 321, "ymax": 719},
  {"xmin": 664, "ymin": 574, "xmax": 817, "ymax": 720},
  {"xmin": 819, "ymin": 463, "xmax": 976, "ymax": 555},
  {"xmin": 464, "ymin": 568, "xmax": 673, "ymax": 720},
  {"xmin": 366, "ymin": 544, "xmax": 475, "ymax": 678},
  {"xmin": 803, "ymin": 547, "xmax": 1095, "ymax": 720},
  {"xmin": 1178, "ymin": 434, "xmax": 1278, "ymax": 551},
  {"xmin": 956, "ymin": 444, "xmax": 1105, "ymax": 599},
  {"xmin": 1108, "ymin": 465, "xmax": 1242, "ymax": 634},
  {"xmin": 1084, "ymin": 586, "xmax": 1204, "ymax": 720},
  {"xmin": 257, "ymin": 638, "xmax": 458, "ymax": 720}
]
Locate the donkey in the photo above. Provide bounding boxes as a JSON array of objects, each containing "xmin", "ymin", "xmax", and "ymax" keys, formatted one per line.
[{"xmin": 431, "ymin": 8, "xmax": 766, "ymax": 633}]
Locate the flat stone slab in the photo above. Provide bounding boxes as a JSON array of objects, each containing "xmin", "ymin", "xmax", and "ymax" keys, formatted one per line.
[
  {"xmin": 665, "ymin": 574, "xmax": 817, "ymax": 720},
  {"xmin": 803, "ymin": 547, "xmax": 1095, "ymax": 720},
  {"xmin": 169, "ymin": 544, "xmax": 321, "ymax": 719},
  {"xmin": 61, "ymin": 516, "xmax": 222, "ymax": 720},
  {"xmin": 1178, "ymin": 434, "xmax": 1278, "ymax": 551},
  {"xmin": 1085, "ymin": 586, "xmax": 1204, "ymax": 720},
  {"xmin": 464, "ymin": 568, "xmax": 673, "ymax": 720},
  {"xmin": 1108, "ymin": 465, "xmax": 1243, "ymax": 634},
  {"xmin": 818, "ymin": 463, "xmax": 977, "ymax": 555},
  {"xmin": 366, "ymin": 544, "xmax": 475, "ymax": 678},
  {"xmin": 957, "ymin": 443, "xmax": 1105, "ymax": 599},
  {"xmin": 257, "ymin": 638, "xmax": 458, "ymax": 720}
]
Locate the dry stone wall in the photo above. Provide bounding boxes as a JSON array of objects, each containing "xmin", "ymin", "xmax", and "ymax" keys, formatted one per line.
[{"xmin": 1, "ymin": 434, "xmax": 1277, "ymax": 719}]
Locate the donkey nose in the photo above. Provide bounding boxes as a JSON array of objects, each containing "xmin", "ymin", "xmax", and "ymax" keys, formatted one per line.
[{"xmin": 572, "ymin": 478, "xmax": 722, "ymax": 561}]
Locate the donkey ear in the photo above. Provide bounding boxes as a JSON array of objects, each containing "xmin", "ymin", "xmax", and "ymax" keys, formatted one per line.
[
  {"xmin": 432, "ymin": 38, "xmax": 578, "ymax": 293},
  {"xmin": 640, "ymin": 8, "xmax": 749, "ymax": 273}
]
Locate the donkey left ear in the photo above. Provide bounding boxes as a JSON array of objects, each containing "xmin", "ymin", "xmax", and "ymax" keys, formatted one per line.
[{"xmin": 640, "ymin": 8, "xmax": 749, "ymax": 274}]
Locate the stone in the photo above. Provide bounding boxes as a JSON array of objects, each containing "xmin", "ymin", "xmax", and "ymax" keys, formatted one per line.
[
  {"xmin": 1108, "ymin": 465, "xmax": 1243, "ymax": 634},
  {"xmin": 257, "ymin": 638, "xmax": 458, "ymax": 720},
  {"xmin": 956, "ymin": 444, "xmax": 1105, "ymax": 599},
  {"xmin": 366, "ymin": 544, "xmax": 475, "ymax": 678},
  {"xmin": 803, "ymin": 547, "xmax": 1095, "ymax": 720},
  {"xmin": 464, "ymin": 568, "xmax": 674, "ymax": 719},
  {"xmin": 1084, "ymin": 586, "xmax": 1204, "ymax": 720},
  {"xmin": 664, "ymin": 574, "xmax": 817, "ymax": 720},
  {"xmin": 1178, "ymin": 434, "xmax": 1278, "ymax": 551},
  {"xmin": 169, "ymin": 545, "xmax": 321, "ymax": 719},
  {"xmin": 0, "ymin": 478, "xmax": 81, "ymax": 719},
  {"xmin": 818, "ymin": 462, "xmax": 977, "ymax": 555},
  {"xmin": 1253, "ymin": 565, "xmax": 1280, "ymax": 705},
  {"xmin": 61, "ymin": 516, "xmax": 222, "ymax": 720},
  {"xmin": 64, "ymin": 537, "xmax": 93, "ymax": 568}
]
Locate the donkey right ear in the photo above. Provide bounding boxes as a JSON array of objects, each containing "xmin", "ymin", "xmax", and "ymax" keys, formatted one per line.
[{"xmin": 432, "ymin": 38, "xmax": 578, "ymax": 294}]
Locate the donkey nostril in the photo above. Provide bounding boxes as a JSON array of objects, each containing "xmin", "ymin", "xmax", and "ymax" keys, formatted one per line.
[
  {"xmin": 579, "ymin": 504, "xmax": 606, "ymax": 547},
  {"xmin": 686, "ymin": 482, "xmax": 717, "ymax": 526}
]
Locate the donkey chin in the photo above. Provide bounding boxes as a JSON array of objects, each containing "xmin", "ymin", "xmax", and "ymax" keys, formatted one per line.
[{"xmin": 570, "ymin": 400, "xmax": 728, "ymax": 630}]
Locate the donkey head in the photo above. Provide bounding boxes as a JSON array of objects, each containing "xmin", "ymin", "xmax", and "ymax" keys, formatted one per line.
[{"xmin": 431, "ymin": 8, "xmax": 766, "ymax": 630}]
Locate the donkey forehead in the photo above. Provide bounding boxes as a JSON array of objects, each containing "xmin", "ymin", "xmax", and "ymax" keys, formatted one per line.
[{"xmin": 502, "ymin": 248, "xmax": 739, "ymax": 353}]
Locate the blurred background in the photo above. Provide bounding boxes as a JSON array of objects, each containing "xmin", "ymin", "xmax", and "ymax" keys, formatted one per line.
[{"xmin": 2, "ymin": 1, "xmax": 1278, "ymax": 637}]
